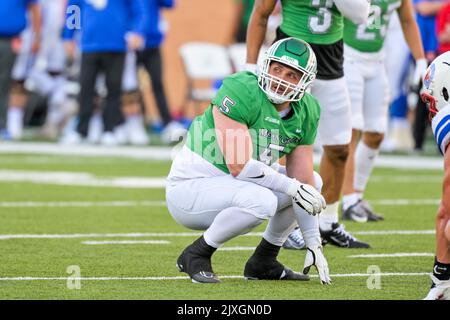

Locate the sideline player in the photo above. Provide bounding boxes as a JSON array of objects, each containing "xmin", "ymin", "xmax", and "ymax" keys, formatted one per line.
[
  {"xmin": 166, "ymin": 38, "xmax": 331, "ymax": 284},
  {"xmin": 341, "ymin": 0, "xmax": 426, "ymax": 222},
  {"xmin": 246, "ymin": 0, "xmax": 371, "ymax": 248},
  {"xmin": 421, "ymin": 51, "xmax": 450, "ymax": 300}
]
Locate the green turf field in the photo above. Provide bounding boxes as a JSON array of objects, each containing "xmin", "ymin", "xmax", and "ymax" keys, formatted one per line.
[{"xmin": 0, "ymin": 152, "xmax": 443, "ymax": 300}]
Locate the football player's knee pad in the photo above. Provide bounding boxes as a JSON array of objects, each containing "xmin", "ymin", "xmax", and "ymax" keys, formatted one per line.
[
  {"xmin": 121, "ymin": 90, "xmax": 141, "ymax": 105},
  {"xmin": 313, "ymin": 171, "xmax": 323, "ymax": 192},
  {"xmin": 234, "ymin": 187, "xmax": 278, "ymax": 220},
  {"xmin": 10, "ymin": 80, "xmax": 27, "ymax": 95}
]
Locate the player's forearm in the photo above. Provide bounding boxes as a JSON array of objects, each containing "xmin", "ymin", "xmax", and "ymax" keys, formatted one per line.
[
  {"xmin": 286, "ymin": 146, "xmax": 315, "ymax": 186},
  {"xmin": 246, "ymin": 0, "xmax": 274, "ymax": 64},
  {"xmin": 334, "ymin": 0, "xmax": 370, "ymax": 25},
  {"xmin": 235, "ymin": 159, "xmax": 299, "ymax": 196},
  {"xmin": 399, "ymin": 11, "xmax": 426, "ymax": 61}
]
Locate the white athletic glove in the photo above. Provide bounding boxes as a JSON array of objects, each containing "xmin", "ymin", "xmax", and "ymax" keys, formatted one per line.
[
  {"xmin": 292, "ymin": 181, "xmax": 326, "ymax": 216},
  {"xmin": 413, "ymin": 58, "xmax": 428, "ymax": 87},
  {"xmin": 303, "ymin": 245, "xmax": 332, "ymax": 285},
  {"xmin": 423, "ymin": 275, "xmax": 450, "ymax": 300},
  {"xmin": 245, "ymin": 63, "xmax": 258, "ymax": 75}
]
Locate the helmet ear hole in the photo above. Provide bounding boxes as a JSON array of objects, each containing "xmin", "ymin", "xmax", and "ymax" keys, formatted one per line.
[{"xmin": 443, "ymin": 87, "xmax": 449, "ymax": 102}]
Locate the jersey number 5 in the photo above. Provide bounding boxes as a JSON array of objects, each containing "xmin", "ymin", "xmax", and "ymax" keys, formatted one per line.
[{"xmin": 220, "ymin": 96, "xmax": 236, "ymax": 114}]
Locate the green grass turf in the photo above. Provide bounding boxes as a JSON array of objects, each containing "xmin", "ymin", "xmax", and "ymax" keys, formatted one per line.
[{"xmin": 0, "ymin": 154, "xmax": 444, "ymax": 299}]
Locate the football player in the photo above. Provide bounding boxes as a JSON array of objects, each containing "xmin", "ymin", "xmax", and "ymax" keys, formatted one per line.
[
  {"xmin": 421, "ymin": 51, "xmax": 450, "ymax": 300},
  {"xmin": 341, "ymin": 0, "xmax": 426, "ymax": 222},
  {"xmin": 166, "ymin": 38, "xmax": 331, "ymax": 284},
  {"xmin": 246, "ymin": 0, "xmax": 371, "ymax": 248}
]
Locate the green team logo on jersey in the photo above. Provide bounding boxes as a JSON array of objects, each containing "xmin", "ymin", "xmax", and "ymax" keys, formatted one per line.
[{"xmin": 344, "ymin": 0, "xmax": 402, "ymax": 52}]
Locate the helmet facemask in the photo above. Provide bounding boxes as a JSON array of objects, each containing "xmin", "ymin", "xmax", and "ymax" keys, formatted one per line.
[{"xmin": 258, "ymin": 38, "xmax": 317, "ymax": 105}]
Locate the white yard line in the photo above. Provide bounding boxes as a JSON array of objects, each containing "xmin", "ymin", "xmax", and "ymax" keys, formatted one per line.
[
  {"xmin": 348, "ymin": 253, "xmax": 434, "ymax": 258},
  {"xmin": 0, "ymin": 170, "xmax": 167, "ymax": 188},
  {"xmin": 0, "ymin": 272, "xmax": 431, "ymax": 281},
  {"xmin": 218, "ymin": 247, "xmax": 256, "ymax": 251},
  {"xmin": 351, "ymin": 230, "xmax": 435, "ymax": 235},
  {"xmin": 0, "ymin": 199, "xmax": 442, "ymax": 208},
  {"xmin": 0, "ymin": 200, "xmax": 167, "ymax": 208},
  {"xmin": 370, "ymin": 199, "xmax": 441, "ymax": 206},
  {"xmin": 82, "ymin": 240, "xmax": 170, "ymax": 245},
  {"xmin": 0, "ymin": 143, "xmax": 173, "ymax": 160},
  {"xmin": 0, "ymin": 142, "xmax": 444, "ymax": 169},
  {"xmin": 0, "ymin": 230, "xmax": 436, "ymax": 240}
]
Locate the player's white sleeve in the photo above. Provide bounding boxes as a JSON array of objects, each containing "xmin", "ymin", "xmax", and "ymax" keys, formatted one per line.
[
  {"xmin": 431, "ymin": 104, "xmax": 450, "ymax": 155},
  {"xmin": 334, "ymin": 0, "xmax": 371, "ymax": 25},
  {"xmin": 236, "ymin": 159, "xmax": 326, "ymax": 215},
  {"xmin": 236, "ymin": 159, "xmax": 298, "ymax": 195}
]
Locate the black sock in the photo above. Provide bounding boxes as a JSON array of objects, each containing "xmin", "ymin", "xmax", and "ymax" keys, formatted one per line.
[
  {"xmin": 251, "ymin": 238, "xmax": 281, "ymax": 262},
  {"xmin": 189, "ymin": 235, "xmax": 217, "ymax": 258},
  {"xmin": 433, "ymin": 257, "xmax": 450, "ymax": 281}
]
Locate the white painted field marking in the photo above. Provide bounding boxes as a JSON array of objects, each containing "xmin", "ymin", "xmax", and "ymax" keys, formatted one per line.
[
  {"xmin": 0, "ymin": 232, "xmax": 204, "ymax": 240},
  {"xmin": 370, "ymin": 199, "xmax": 441, "ymax": 206},
  {"xmin": 0, "ymin": 272, "xmax": 431, "ymax": 281},
  {"xmin": 0, "ymin": 200, "xmax": 166, "ymax": 208},
  {"xmin": 369, "ymin": 176, "xmax": 443, "ymax": 183},
  {"xmin": 0, "ymin": 230, "xmax": 436, "ymax": 240},
  {"xmin": 0, "ymin": 142, "xmax": 444, "ymax": 169},
  {"xmin": 218, "ymin": 247, "xmax": 256, "ymax": 251},
  {"xmin": 82, "ymin": 240, "xmax": 170, "ymax": 245},
  {"xmin": 0, "ymin": 198, "xmax": 442, "ymax": 208},
  {"xmin": 0, "ymin": 170, "xmax": 167, "ymax": 188},
  {"xmin": 0, "ymin": 143, "xmax": 173, "ymax": 160},
  {"xmin": 348, "ymin": 253, "xmax": 434, "ymax": 258},
  {"xmin": 351, "ymin": 230, "xmax": 435, "ymax": 235}
]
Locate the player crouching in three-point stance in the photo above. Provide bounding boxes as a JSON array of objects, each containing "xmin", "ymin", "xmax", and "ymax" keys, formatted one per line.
[
  {"xmin": 421, "ymin": 51, "xmax": 450, "ymax": 300},
  {"xmin": 166, "ymin": 38, "xmax": 330, "ymax": 284}
]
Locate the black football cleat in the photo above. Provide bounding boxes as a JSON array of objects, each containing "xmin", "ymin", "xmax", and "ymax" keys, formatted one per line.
[
  {"xmin": 320, "ymin": 223, "xmax": 370, "ymax": 249},
  {"xmin": 176, "ymin": 237, "xmax": 220, "ymax": 284}
]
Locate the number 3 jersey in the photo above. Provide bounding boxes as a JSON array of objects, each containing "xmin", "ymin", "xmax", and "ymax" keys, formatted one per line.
[{"xmin": 167, "ymin": 72, "xmax": 321, "ymax": 181}]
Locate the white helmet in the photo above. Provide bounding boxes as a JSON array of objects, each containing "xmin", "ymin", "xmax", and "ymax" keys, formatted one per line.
[
  {"xmin": 421, "ymin": 51, "xmax": 450, "ymax": 118},
  {"xmin": 258, "ymin": 37, "xmax": 317, "ymax": 105}
]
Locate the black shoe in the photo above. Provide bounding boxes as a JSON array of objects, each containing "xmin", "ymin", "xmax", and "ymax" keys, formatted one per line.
[
  {"xmin": 341, "ymin": 200, "xmax": 368, "ymax": 223},
  {"xmin": 176, "ymin": 237, "xmax": 220, "ymax": 283},
  {"xmin": 360, "ymin": 200, "xmax": 384, "ymax": 221},
  {"xmin": 320, "ymin": 223, "xmax": 370, "ymax": 249},
  {"xmin": 244, "ymin": 256, "xmax": 309, "ymax": 281}
]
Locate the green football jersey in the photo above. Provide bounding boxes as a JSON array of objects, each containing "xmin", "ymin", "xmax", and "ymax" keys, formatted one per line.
[
  {"xmin": 186, "ymin": 72, "xmax": 321, "ymax": 174},
  {"xmin": 280, "ymin": 0, "xmax": 343, "ymax": 45},
  {"xmin": 344, "ymin": 0, "xmax": 402, "ymax": 52}
]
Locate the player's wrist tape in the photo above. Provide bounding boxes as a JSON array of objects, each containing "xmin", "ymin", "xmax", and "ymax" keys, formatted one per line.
[
  {"xmin": 245, "ymin": 63, "xmax": 258, "ymax": 74},
  {"xmin": 431, "ymin": 104, "xmax": 450, "ymax": 155},
  {"xmin": 236, "ymin": 159, "xmax": 298, "ymax": 196},
  {"xmin": 433, "ymin": 257, "xmax": 450, "ymax": 281}
]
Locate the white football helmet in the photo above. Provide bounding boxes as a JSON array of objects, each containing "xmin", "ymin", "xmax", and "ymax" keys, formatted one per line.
[
  {"xmin": 421, "ymin": 51, "xmax": 450, "ymax": 119},
  {"xmin": 258, "ymin": 37, "xmax": 317, "ymax": 105}
]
